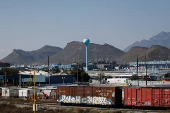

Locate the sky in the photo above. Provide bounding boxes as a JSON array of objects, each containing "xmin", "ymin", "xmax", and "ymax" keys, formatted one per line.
[{"xmin": 1, "ymin": 0, "xmax": 170, "ymax": 60}]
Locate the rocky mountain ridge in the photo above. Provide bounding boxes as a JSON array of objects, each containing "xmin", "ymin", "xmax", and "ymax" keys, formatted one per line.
[{"xmin": 124, "ymin": 31, "xmax": 170, "ymax": 52}]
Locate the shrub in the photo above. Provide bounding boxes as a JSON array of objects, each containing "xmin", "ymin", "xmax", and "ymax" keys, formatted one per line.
[
  {"xmin": 25, "ymin": 81, "xmax": 34, "ymax": 86},
  {"xmin": 77, "ymin": 108, "xmax": 85, "ymax": 113},
  {"xmin": 89, "ymin": 109, "xmax": 99, "ymax": 113},
  {"xmin": 100, "ymin": 110, "xmax": 110, "ymax": 113},
  {"xmin": 65, "ymin": 107, "xmax": 75, "ymax": 113},
  {"xmin": 112, "ymin": 110, "xmax": 122, "ymax": 113}
]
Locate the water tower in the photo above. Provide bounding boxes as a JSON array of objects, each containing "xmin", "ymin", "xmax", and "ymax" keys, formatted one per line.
[{"xmin": 83, "ymin": 38, "xmax": 90, "ymax": 71}]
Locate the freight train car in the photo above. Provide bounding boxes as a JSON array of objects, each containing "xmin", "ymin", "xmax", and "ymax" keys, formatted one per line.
[
  {"xmin": 57, "ymin": 86, "xmax": 122, "ymax": 107},
  {"xmin": 124, "ymin": 87, "xmax": 170, "ymax": 107}
]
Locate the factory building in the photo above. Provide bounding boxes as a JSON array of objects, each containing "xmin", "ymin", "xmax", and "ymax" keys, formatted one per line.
[
  {"xmin": 0, "ymin": 71, "xmax": 73, "ymax": 87},
  {"xmin": 127, "ymin": 60, "xmax": 170, "ymax": 72},
  {"xmin": 59, "ymin": 60, "xmax": 116, "ymax": 71},
  {"xmin": 0, "ymin": 62, "xmax": 10, "ymax": 68}
]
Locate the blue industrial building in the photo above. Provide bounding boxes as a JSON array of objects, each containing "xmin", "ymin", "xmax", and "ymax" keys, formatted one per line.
[
  {"xmin": 59, "ymin": 60, "xmax": 116, "ymax": 71},
  {"xmin": 0, "ymin": 73, "xmax": 73, "ymax": 87},
  {"xmin": 0, "ymin": 62, "xmax": 10, "ymax": 68},
  {"xmin": 127, "ymin": 60, "xmax": 170, "ymax": 72}
]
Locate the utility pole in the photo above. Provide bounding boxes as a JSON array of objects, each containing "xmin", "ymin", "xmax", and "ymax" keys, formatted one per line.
[
  {"xmin": 145, "ymin": 55, "xmax": 147, "ymax": 85},
  {"xmin": 30, "ymin": 70, "xmax": 31, "ymax": 82},
  {"xmin": 137, "ymin": 55, "xmax": 139, "ymax": 86},
  {"xmin": 62, "ymin": 77, "xmax": 65, "ymax": 85},
  {"xmin": 20, "ymin": 74, "xmax": 21, "ymax": 88},
  {"xmin": 34, "ymin": 70, "xmax": 36, "ymax": 113},
  {"xmin": 5, "ymin": 72, "xmax": 6, "ymax": 87},
  {"xmin": 100, "ymin": 73, "xmax": 101, "ymax": 84},
  {"xmin": 48, "ymin": 56, "xmax": 50, "ymax": 86},
  {"xmin": 77, "ymin": 57, "xmax": 79, "ymax": 85}
]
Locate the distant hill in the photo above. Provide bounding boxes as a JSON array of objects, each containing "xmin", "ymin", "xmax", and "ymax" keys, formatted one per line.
[
  {"xmin": 38, "ymin": 41, "xmax": 125, "ymax": 64},
  {"xmin": 3, "ymin": 40, "xmax": 170, "ymax": 65},
  {"xmin": 0, "ymin": 45, "xmax": 62, "ymax": 65},
  {"xmin": 124, "ymin": 31, "xmax": 170, "ymax": 52},
  {"xmin": 117, "ymin": 45, "xmax": 170, "ymax": 64}
]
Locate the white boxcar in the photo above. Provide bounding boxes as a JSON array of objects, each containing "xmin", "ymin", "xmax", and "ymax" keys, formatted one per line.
[
  {"xmin": 2, "ymin": 88, "xmax": 9, "ymax": 97},
  {"xmin": 2, "ymin": 88, "xmax": 19, "ymax": 97},
  {"xmin": 107, "ymin": 78, "xmax": 129, "ymax": 84},
  {"xmin": 19, "ymin": 89, "xmax": 40, "ymax": 97}
]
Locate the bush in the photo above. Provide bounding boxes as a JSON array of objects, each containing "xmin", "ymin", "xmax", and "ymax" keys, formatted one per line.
[
  {"xmin": 100, "ymin": 110, "xmax": 110, "ymax": 113},
  {"xmin": 65, "ymin": 107, "xmax": 75, "ymax": 113},
  {"xmin": 130, "ymin": 74, "xmax": 138, "ymax": 80},
  {"xmin": 25, "ymin": 81, "xmax": 34, "ymax": 86},
  {"xmin": 112, "ymin": 110, "xmax": 122, "ymax": 113},
  {"xmin": 89, "ymin": 109, "xmax": 99, "ymax": 113},
  {"xmin": 76, "ymin": 108, "xmax": 87, "ymax": 113},
  {"xmin": 164, "ymin": 73, "xmax": 170, "ymax": 78}
]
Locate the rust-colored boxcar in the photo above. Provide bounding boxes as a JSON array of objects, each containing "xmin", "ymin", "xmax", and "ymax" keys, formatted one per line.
[
  {"xmin": 124, "ymin": 87, "xmax": 170, "ymax": 107},
  {"xmin": 57, "ymin": 86, "xmax": 122, "ymax": 107}
]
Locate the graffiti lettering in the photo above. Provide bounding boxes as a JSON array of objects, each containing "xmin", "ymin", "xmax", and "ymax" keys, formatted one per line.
[{"xmin": 58, "ymin": 95, "xmax": 113, "ymax": 105}]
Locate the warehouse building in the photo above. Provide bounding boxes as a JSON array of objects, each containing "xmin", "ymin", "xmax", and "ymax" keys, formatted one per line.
[
  {"xmin": 0, "ymin": 71, "xmax": 73, "ymax": 87},
  {"xmin": 0, "ymin": 62, "xmax": 10, "ymax": 68}
]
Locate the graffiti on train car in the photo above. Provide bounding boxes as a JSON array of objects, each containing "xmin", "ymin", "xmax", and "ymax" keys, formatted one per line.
[
  {"xmin": 95, "ymin": 89, "xmax": 113, "ymax": 97},
  {"xmin": 142, "ymin": 101, "xmax": 151, "ymax": 105},
  {"xmin": 58, "ymin": 95, "xmax": 114, "ymax": 105}
]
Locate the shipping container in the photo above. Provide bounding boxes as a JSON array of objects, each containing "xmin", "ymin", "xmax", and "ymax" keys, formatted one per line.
[
  {"xmin": 2, "ymin": 88, "xmax": 19, "ymax": 97},
  {"xmin": 124, "ymin": 87, "xmax": 170, "ymax": 107},
  {"xmin": 57, "ymin": 86, "xmax": 122, "ymax": 107},
  {"xmin": 19, "ymin": 89, "xmax": 40, "ymax": 97}
]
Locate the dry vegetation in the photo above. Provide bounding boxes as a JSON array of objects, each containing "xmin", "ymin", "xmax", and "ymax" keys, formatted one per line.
[
  {"xmin": 0, "ymin": 98, "xmax": 168, "ymax": 113},
  {"xmin": 0, "ymin": 103, "xmax": 124, "ymax": 113}
]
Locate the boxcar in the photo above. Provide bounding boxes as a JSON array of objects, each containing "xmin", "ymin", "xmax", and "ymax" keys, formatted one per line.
[
  {"xmin": 57, "ymin": 86, "xmax": 122, "ymax": 107},
  {"xmin": 124, "ymin": 87, "xmax": 170, "ymax": 107}
]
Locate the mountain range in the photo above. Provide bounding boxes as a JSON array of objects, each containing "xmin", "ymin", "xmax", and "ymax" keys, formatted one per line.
[
  {"xmin": 117, "ymin": 45, "xmax": 170, "ymax": 64},
  {"xmin": 37, "ymin": 41, "xmax": 125, "ymax": 65},
  {"xmin": 0, "ymin": 45, "xmax": 62, "ymax": 65},
  {"xmin": 1, "ymin": 31, "xmax": 170, "ymax": 65},
  {"xmin": 124, "ymin": 31, "xmax": 170, "ymax": 52}
]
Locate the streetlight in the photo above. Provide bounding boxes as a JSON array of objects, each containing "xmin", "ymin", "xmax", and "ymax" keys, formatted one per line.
[{"xmin": 62, "ymin": 77, "xmax": 65, "ymax": 85}]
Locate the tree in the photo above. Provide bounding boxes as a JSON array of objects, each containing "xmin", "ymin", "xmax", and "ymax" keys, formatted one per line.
[
  {"xmin": 81, "ymin": 72, "xmax": 90, "ymax": 82},
  {"xmin": 25, "ymin": 81, "xmax": 34, "ymax": 87},
  {"xmin": 95, "ymin": 73, "xmax": 105, "ymax": 81},
  {"xmin": 130, "ymin": 74, "xmax": 138, "ymax": 80},
  {"xmin": 95, "ymin": 73, "xmax": 106, "ymax": 84},
  {"xmin": 164, "ymin": 73, "xmax": 170, "ymax": 78},
  {"xmin": 50, "ymin": 66, "xmax": 60, "ymax": 74},
  {"xmin": 41, "ymin": 67, "xmax": 48, "ymax": 72},
  {"xmin": 0, "ymin": 68, "xmax": 19, "ymax": 75},
  {"xmin": 70, "ymin": 68, "xmax": 90, "ymax": 82}
]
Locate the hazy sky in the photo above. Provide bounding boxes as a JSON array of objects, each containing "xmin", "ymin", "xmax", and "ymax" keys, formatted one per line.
[{"xmin": 1, "ymin": 0, "xmax": 170, "ymax": 59}]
